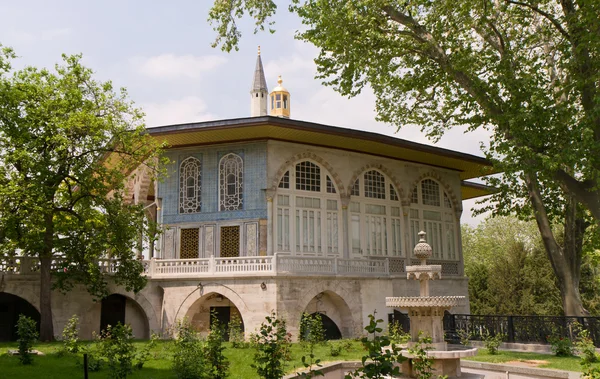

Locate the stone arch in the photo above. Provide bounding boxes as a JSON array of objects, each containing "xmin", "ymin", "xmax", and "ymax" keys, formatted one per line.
[
  {"xmin": 293, "ymin": 283, "xmax": 361, "ymax": 338},
  {"xmin": 348, "ymin": 163, "xmax": 405, "ymax": 201},
  {"xmin": 0, "ymin": 292, "xmax": 41, "ymax": 341},
  {"xmin": 270, "ymin": 152, "xmax": 345, "ymax": 195},
  {"xmin": 407, "ymin": 171, "xmax": 461, "ymax": 212},
  {"xmin": 175, "ymin": 283, "xmax": 250, "ymax": 331},
  {"xmin": 136, "ymin": 163, "xmax": 156, "ymax": 206},
  {"xmin": 1, "ymin": 285, "xmax": 40, "ymax": 313},
  {"xmin": 106, "ymin": 287, "xmax": 160, "ymax": 335}
]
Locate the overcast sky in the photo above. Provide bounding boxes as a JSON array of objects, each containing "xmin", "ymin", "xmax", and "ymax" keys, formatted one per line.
[{"xmin": 0, "ymin": 0, "xmax": 492, "ymax": 225}]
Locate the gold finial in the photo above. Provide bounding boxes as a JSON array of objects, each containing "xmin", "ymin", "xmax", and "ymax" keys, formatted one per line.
[
  {"xmin": 277, "ymin": 75, "xmax": 282, "ymax": 85},
  {"xmin": 258, "ymin": 45, "xmax": 261, "ymax": 55}
]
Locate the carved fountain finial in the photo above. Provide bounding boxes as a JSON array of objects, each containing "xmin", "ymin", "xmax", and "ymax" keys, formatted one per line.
[{"xmin": 413, "ymin": 230, "xmax": 432, "ymax": 265}]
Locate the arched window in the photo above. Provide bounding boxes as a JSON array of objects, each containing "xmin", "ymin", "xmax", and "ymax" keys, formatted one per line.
[
  {"xmin": 349, "ymin": 170, "xmax": 403, "ymax": 257},
  {"xmin": 275, "ymin": 160, "xmax": 340, "ymax": 256},
  {"xmin": 219, "ymin": 153, "xmax": 243, "ymax": 211},
  {"xmin": 409, "ymin": 179, "xmax": 456, "ymax": 260},
  {"xmin": 179, "ymin": 157, "xmax": 201, "ymax": 213}
]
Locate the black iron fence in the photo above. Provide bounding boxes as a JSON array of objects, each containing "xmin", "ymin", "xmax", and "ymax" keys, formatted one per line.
[{"xmin": 389, "ymin": 311, "xmax": 600, "ymax": 347}]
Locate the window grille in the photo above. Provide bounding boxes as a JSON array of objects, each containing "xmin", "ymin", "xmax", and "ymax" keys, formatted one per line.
[
  {"xmin": 421, "ymin": 179, "xmax": 440, "ymax": 206},
  {"xmin": 219, "ymin": 153, "xmax": 243, "ymax": 211},
  {"xmin": 411, "ymin": 186, "xmax": 418, "ymax": 203},
  {"xmin": 179, "ymin": 157, "xmax": 202, "ymax": 213},
  {"xmin": 364, "ymin": 170, "xmax": 385, "ymax": 199},
  {"xmin": 279, "ymin": 171, "xmax": 290, "ymax": 189},
  {"xmin": 326, "ymin": 176, "xmax": 336, "ymax": 193},
  {"xmin": 180, "ymin": 228, "xmax": 199, "ymax": 258},
  {"xmin": 390, "ymin": 184, "xmax": 399, "ymax": 201},
  {"xmin": 295, "ymin": 161, "xmax": 320, "ymax": 192},
  {"xmin": 351, "ymin": 179, "xmax": 360, "ymax": 196}
]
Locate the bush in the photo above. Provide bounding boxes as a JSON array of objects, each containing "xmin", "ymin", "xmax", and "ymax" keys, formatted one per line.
[
  {"xmin": 97, "ymin": 323, "xmax": 136, "ymax": 379},
  {"xmin": 172, "ymin": 318, "xmax": 207, "ymax": 379},
  {"xmin": 408, "ymin": 333, "xmax": 434, "ymax": 379},
  {"xmin": 205, "ymin": 313, "xmax": 230, "ymax": 379},
  {"xmin": 547, "ymin": 334, "xmax": 574, "ymax": 357},
  {"xmin": 482, "ymin": 331, "xmax": 505, "ymax": 355},
  {"xmin": 345, "ymin": 313, "xmax": 405, "ymax": 379},
  {"xmin": 388, "ymin": 321, "xmax": 410, "ymax": 345},
  {"xmin": 59, "ymin": 314, "xmax": 81, "ymax": 355},
  {"xmin": 228, "ymin": 313, "xmax": 246, "ymax": 348},
  {"xmin": 16, "ymin": 314, "xmax": 38, "ymax": 365},
  {"xmin": 298, "ymin": 313, "xmax": 325, "ymax": 378},
  {"xmin": 574, "ymin": 326, "xmax": 599, "ymax": 364},
  {"xmin": 457, "ymin": 328, "xmax": 472, "ymax": 347},
  {"xmin": 329, "ymin": 343, "xmax": 342, "ymax": 357},
  {"xmin": 135, "ymin": 333, "xmax": 158, "ymax": 369},
  {"xmin": 252, "ymin": 311, "xmax": 292, "ymax": 379}
]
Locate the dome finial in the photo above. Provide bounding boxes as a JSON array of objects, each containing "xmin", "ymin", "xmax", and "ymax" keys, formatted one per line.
[
  {"xmin": 277, "ymin": 75, "xmax": 282, "ymax": 85},
  {"xmin": 258, "ymin": 45, "xmax": 261, "ymax": 56}
]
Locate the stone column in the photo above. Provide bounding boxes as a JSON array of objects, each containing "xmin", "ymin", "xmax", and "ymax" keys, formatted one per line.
[{"xmin": 266, "ymin": 190, "xmax": 275, "ymax": 256}]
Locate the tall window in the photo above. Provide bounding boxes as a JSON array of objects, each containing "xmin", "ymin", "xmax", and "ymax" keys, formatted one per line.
[
  {"xmin": 409, "ymin": 179, "xmax": 457, "ymax": 260},
  {"xmin": 275, "ymin": 160, "xmax": 340, "ymax": 256},
  {"xmin": 219, "ymin": 153, "xmax": 243, "ymax": 211},
  {"xmin": 349, "ymin": 170, "xmax": 403, "ymax": 257},
  {"xmin": 179, "ymin": 157, "xmax": 202, "ymax": 213}
]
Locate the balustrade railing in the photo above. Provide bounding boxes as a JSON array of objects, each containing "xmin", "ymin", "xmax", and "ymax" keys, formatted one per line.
[{"xmin": 1, "ymin": 254, "xmax": 462, "ymax": 279}]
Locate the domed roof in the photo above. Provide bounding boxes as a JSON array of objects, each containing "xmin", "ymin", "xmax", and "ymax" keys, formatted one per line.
[{"xmin": 272, "ymin": 76, "xmax": 289, "ymax": 93}]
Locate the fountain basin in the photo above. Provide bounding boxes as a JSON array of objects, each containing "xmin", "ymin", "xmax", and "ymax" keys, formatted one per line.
[
  {"xmin": 399, "ymin": 346, "xmax": 478, "ymax": 378},
  {"xmin": 386, "ymin": 296, "xmax": 465, "ymax": 308}
]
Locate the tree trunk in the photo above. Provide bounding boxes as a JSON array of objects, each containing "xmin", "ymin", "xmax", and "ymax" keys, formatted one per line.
[
  {"xmin": 39, "ymin": 255, "xmax": 54, "ymax": 341},
  {"xmin": 39, "ymin": 212, "xmax": 54, "ymax": 341},
  {"xmin": 524, "ymin": 172, "xmax": 589, "ymax": 316}
]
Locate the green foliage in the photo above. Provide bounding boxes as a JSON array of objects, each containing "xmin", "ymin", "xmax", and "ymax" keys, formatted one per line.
[
  {"xmin": 298, "ymin": 313, "xmax": 325, "ymax": 378},
  {"xmin": 205, "ymin": 312, "xmax": 230, "ymax": 379},
  {"xmin": 252, "ymin": 311, "xmax": 292, "ymax": 379},
  {"xmin": 462, "ymin": 217, "xmax": 563, "ymax": 315},
  {"xmin": 228, "ymin": 313, "xmax": 246, "ymax": 348},
  {"xmin": 59, "ymin": 314, "xmax": 80, "ymax": 355},
  {"xmin": 345, "ymin": 313, "xmax": 405, "ymax": 379},
  {"xmin": 171, "ymin": 318, "xmax": 207, "ymax": 379},
  {"xmin": 134, "ymin": 333, "xmax": 158, "ymax": 369},
  {"xmin": 97, "ymin": 323, "xmax": 136, "ymax": 379},
  {"xmin": 456, "ymin": 329, "xmax": 472, "ymax": 347},
  {"xmin": 547, "ymin": 331, "xmax": 574, "ymax": 357},
  {"xmin": 329, "ymin": 343, "xmax": 341, "ymax": 357},
  {"xmin": 208, "ymin": 0, "xmax": 600, "ymax": 317},
  {"xmin": 407, "ymin": 333, "xmax": 434, "ymax": 379},
  {"xmin": 388, "ymin": 321, "xmax": 410, "ymax": 345},
  {"xmin": 574, "ymin": 325, "xmax": 599, "ymax": 364},
  {"xmin": 16, "ymin": 314, "xmax": 38, "ymax": 365},
  {"xmin": 482, "ymin": 331, "xmax": 505, "ymax": 355}
]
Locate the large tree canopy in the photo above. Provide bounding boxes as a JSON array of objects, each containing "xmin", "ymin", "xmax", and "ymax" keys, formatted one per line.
[
  {"xmin": 0, "ymin": 47, "xmax": 164, "ymax": 340},
  {"xmin": 209, "ymin": 0, "xmax": 600, "ymax": 315}
]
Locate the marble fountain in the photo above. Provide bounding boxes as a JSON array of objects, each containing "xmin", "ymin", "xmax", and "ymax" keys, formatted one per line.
[{"xmin": 386, "ymin": 231, "xmax": 477, "ymax": 378}]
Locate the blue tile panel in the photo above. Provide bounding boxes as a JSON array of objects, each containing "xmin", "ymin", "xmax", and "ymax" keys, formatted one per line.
[{"xmin": 158, "ymin": 142, "xmax": 268, "ymax": 224}]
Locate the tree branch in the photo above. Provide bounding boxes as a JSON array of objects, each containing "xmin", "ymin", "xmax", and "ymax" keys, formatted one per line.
[{"xmin": 505, "ymin": 0, "xmax": 570, "ymax": 39}]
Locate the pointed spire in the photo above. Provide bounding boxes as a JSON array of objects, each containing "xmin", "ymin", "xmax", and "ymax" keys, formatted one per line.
[{"xmin": 251, "ymin": 46, "xmax": 268, "ymax": 93}]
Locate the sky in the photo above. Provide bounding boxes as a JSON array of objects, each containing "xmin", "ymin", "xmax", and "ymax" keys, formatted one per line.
[{"xmin": 0, "ymin": 0, "xmax": 492, "ymax": 225}]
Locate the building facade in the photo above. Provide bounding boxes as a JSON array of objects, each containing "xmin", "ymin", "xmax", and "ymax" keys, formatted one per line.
[{"xmin": 0, "ymin": 51, "xmax": 490, "ymax": 341}]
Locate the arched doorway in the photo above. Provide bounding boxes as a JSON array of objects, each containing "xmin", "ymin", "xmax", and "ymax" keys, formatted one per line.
[
  {"xmin": 185, "ymin": 292, "xmax": 245, "ymax": 340},
  {"xmin": 0, "ymin": 293, "xmax": 40, "ymax": 341},
  {"xmin": 100, "ymin": 294, "xmax": 149, "ymax": 339},
  {"xmin": 301, "ymin": 291, "xmax": 354, "ymax": 338},
  {"xmin": 301, "ymin": 312, "xmax": 342, "ymax": 340}
]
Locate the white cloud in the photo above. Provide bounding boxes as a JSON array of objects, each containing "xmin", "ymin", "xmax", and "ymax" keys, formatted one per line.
[
  {"xmin": 142, "ymin": 96, "xmax": 216, "ymax": 127},
  {"xmin": 134, "ymin": 54, "xmax": 228, "ymax": 79}
]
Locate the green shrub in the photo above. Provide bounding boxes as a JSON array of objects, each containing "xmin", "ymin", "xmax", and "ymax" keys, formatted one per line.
[
  {"xmin": 547, "ymin": 334, "xmax": 574, "ymax": 357},
  {"xmin": 388, "ymin": 321, "xmax": 410, "ymax": 345},
  {"xmin": 135, "ymin": 333, "xmax": 158, "ymax": 369},
  {"xmin": 345, "ymin": 313, "xmax": 405, "ymax": 379},
  {"xmin": 329, "ymin": 343, "xmax": 342, "ymax": 357},
  {"xmin": 482, "ymin": 330, "xmax": 505, "ymax": 355},
  {"xmin": 252, "ymin": 311, "xmax": 292, "ymax": 379},
  {"xmin": 228, "ymin": 313, "xmax": 246, "ymax": 348},
  {"xmin": 97, "ymin": 323, "xmax": 136, "ymax": 379},
  {"xmin": 172, "ymin": 318, "xmax": 207, "ymax": 379},
  {"xmin": 205, "ymin": 313, "xmax": 230, "ymax": 379},
  {"xmin": 574, "ymin": 326, "xmax": 598, "ymax": 364},
  {"xmin": 457, "ymin": 328, "xmax": 472, "ymax": 347},
  {"xmin": 408, "ymin": 333, "xmax": 434, "ymax": 379},
  {"xmin": 59, "ymin": 314, "xmax": 81, "ymax": 355},
  {"xmin": 298, "ymin": 313, "xmax": 325, "ymax": 378},
  {"xmin": 16, "ymin": 314, "xmax": 38, "ymax": 365}
]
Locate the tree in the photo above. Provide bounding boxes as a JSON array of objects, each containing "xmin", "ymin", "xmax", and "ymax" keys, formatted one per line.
[
  {"xmin": 208, "ymin": 0, "xmax": 600, "ymax": 315},
  {"xmin": 462, "ymin": 217, "xmax": 563, "ymax": 315},
  {"xmin": 0, "ymin": 47, "xmax": 164, "ymax": 340}
]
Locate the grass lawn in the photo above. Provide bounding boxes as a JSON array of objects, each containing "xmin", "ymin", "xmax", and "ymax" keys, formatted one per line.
[
  {"xmin": 464, "ymin": 348, "xmax": 600, "ymax": 373},
  {"xmin": 0, "ymin": 339, "xmax": 365, "ymax": 379},
  {"xmin": 3, "ymin": 340, "xmax": 598, "ymax": 378}
]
